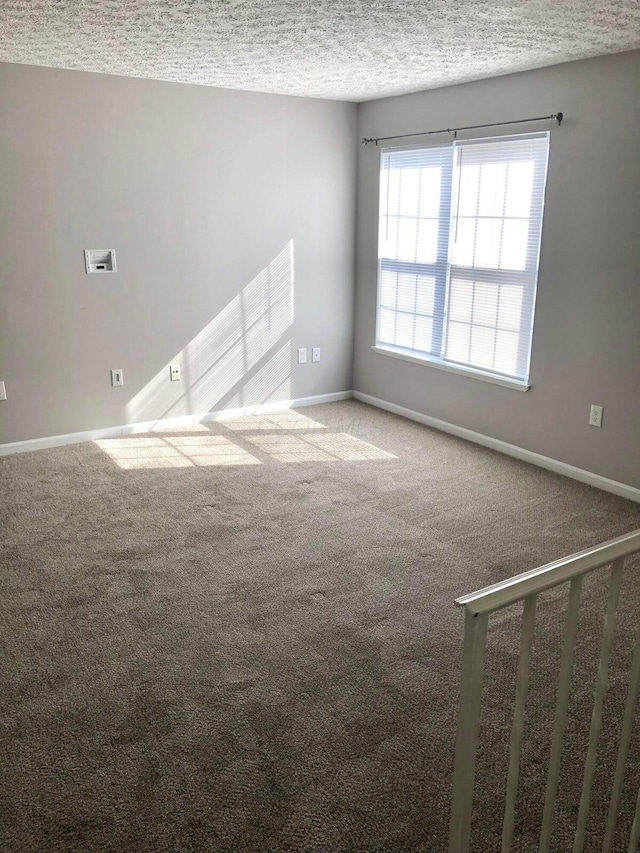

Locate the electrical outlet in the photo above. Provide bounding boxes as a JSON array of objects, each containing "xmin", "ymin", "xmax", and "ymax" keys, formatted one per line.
[
  {"xmin": 589, "ymin": 404, "xmax": 603, "ymax": 428},
  {"xmin": 312, "ymin": 347, "xmax": 321, "ymax": 363},
  {"xmin": 298, "ymin": 348, "xmax": 307, "ymax": 364},
  {"xmin": 170, "ymin": 364, "xmax": 181, "ymax": 382},
  {"xmin": 111, "ymin": 369, "xmax": 124, "ymax": 387},
  {"xmin": 0, "ymin": 381, "xmax": 6, "ymax": 401}
]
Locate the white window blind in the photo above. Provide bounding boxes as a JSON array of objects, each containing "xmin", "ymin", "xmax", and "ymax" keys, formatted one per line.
[{"xmin": 376, "ymin": 132, "xmax": 550, "ymax": 384}]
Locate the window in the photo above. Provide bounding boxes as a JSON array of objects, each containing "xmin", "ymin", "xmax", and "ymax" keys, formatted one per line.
[{"xmin": 375, "ymin": 132, "xmax": 550, "ymax": 387}]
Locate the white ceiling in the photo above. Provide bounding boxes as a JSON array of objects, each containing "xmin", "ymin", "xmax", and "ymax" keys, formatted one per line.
[{"xmin": 1, "ymin": 1, "xmax": 638, "ymax": 101}]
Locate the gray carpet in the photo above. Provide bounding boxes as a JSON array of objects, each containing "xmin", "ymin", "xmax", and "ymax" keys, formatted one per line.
[{"xmin": 1, "ymin": 400, "xmax": 639, "ymax": 852}]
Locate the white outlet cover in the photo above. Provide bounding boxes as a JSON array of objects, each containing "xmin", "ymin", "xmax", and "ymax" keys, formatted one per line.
[
  {"xmin": 589, "ymin": 404, "xmax": 603, "ymax": 427},
  {"xmin": 0, "ymin": 380, "xmax": 6, "ymax": 401},
  {"xmin": 85, "ymin": 249, "xmax": 117, "ymax": 274},
  {"xmin": 298, "ymin": 348, "xmax": 307, "ymax": 364},
  {"xmin": 170, "ymin": 365, "xmax": 181, "ymax": 381},
  {"xmin": 111, "ymin": 368, "xmax": 124, "ymax": 387},
  {"xmin": 312, "ymin": 347, "xmax": 321, "ymax": 362}
]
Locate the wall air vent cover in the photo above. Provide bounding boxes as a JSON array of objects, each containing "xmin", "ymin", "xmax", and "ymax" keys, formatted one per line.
[{"xmin": 85, "ymin": 249, "xmax": 116, "ymax": 273}]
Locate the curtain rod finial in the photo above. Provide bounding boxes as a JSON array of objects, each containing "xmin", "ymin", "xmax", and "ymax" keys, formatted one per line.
[{"xmin": 556, "ymin": 112, "xmax": 564, "ymax": 125}]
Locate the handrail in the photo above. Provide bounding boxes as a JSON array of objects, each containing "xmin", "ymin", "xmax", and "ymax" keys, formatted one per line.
[
  {"xmin": 455, "ymin": 528, "xmax": 640, "ymax": 616},
  {"xmin": 449, "ymin": 527, "xmax": 640, "ymax": 852}
]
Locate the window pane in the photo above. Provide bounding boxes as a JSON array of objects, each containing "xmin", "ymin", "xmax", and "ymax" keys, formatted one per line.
[
  {"xmin": 416, "ymin": 219, "xmax": 438, "ymax": 264},
  {"xmin": 398, "ymin": 168, "xmax": 420, "ymax": 217},
  {"xmin": 379, "ymin": 269, "xmax": 398, "ymax": 309},
  {"xmin": 500, "ymin": 219, "xmax": 529, "ymax": 270},
  {"xmin": 494, "ymin": 329, "xmax": 520, "ymax": 376},
  {"xmin": 448, "ymin": 279, "xmax": 473, "ymax": 323},
  {"xmin": 414, "ymin": 315, "xmax": 433, "ymax": 353},
  {"xmin": 395, "ymin": 312, "xmax": 415, "ymax": 349},
  {"xmin": 396, "ymin": 274, "xmax": 417, "ymax": 312},
  {"xmin": 504, "ymin": 161, "xmax": 534, "ymax": 217},
  {"xmin": 474, "ymin": 218, "xmax": 503, "ymax": 269},
  {"xmin": 386, "ymin": 168, "xmax": 401, "ymax": 214},
  {"xmin": 497, "ymin": 285, "xmax": 524, "ymax": 331},
  {"xmin": 378, "ymin": 307, "xmax": 396, "ymax": 343},
  {"xmin": 472, "ymin": 282, "xmax": 499, "ymax": 327},
  {"xmin": 379, "ymin": 215, "xmax": 398, "ymax": 259},
  {"xmin": 457, "ymin": 163, "xmax": 480, "ymax": 217},
  {"xmin": 477, "ymin": 162, "xmax": 507, "ymax": 216},
  {"xmin": 419, "ymin": 166, "xmax": 442, "ymax": 217},
  {"xmin": 415, "ymin": 275, "xmax": 436, "ymax": 316},
  {"xmin": 396, "ymin": 217, "xmax": 419, "ymax": 261},
  {"xmin": 470, "ymin": 325, "xmax": 496, "ymax": 369},
  {"xmin": 446, "ymin": 322, "xmax": 471, "ymax": 363},
  {"xmin": 451, "ymin": 218, "xmax": 476, "ymax": 268}
]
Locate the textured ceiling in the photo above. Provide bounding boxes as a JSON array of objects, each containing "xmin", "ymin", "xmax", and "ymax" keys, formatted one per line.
[{"xmin": 1, "ymin": 1, "xmax": 639, "ymax": 101}]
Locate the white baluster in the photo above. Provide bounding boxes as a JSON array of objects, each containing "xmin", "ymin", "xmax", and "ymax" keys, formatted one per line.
[
  {"xmin": 572, "ymin": 560, "xmax": 624, "ymax": 853},
  {"xmin": 603, "ymin": 612, "xmax": 640, "ymax": 851},
  {"xmin": 539, "ymin": 575, "xmax": 584, "ymax": 853},
  {"xmin": 502, "ymin": 595, "xmax": 537, "ymax": 853},
  {"xmin": 449, "ymin": 608, "xmax": 489, "ymax": 853}
]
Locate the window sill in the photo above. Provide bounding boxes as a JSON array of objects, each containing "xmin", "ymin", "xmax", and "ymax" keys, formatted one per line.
[{"xmin": 371, "ymin": 345, "xmax": 531, "ymax": 392}]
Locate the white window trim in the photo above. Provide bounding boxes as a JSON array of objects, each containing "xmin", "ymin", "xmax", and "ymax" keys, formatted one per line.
[
  {"xmin": 371, "ymin": 344, "xmax": 531, "ymax": 391},
  {"xmin": 375, "ymin": 132, "xmax": 549, "ymax": 390}
]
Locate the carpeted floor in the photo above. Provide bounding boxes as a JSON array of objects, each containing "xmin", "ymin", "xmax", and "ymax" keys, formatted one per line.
[{"xmin": 1, "ymin": 400, "xmax": 639, "ymax": 852}]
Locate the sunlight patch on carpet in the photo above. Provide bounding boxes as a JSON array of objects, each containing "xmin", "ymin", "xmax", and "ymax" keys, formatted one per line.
[
  {"xmin": 245, "ymin": 432, "xmax": 396, "ymax": 463},
  {"xmin": 219, "ymin": 410, "xmax": 327, "ymax": 431},
  {"xmin": 95, "ymin": 436, "xmax": 261, "ymax": 469},
  {"xmin": 148, "ymin": 422, "xmax": 211, "ymax": 433}
]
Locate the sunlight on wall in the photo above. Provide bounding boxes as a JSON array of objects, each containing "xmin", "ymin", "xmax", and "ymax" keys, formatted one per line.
[
  {"xmin": 95, "ymin": 436, "xmax": 261, "ymax": 469},
  {"xmin": 222, "ymin": 340, "xmax": 291, "ymax": 411},
  {"xmin": 126, "ymin": 241, "xmax": 294, "ymax": 427}
]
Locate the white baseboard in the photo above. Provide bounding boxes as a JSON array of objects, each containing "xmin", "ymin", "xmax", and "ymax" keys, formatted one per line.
[
  {"xmin": 5, "ymin": 387, "xmax": 638, "ymax": 504},
  {"xmin": 0, "ymin": 391, "xmax": 354, "ymax": 457},
  {"xmin": 354, "ymin": 391, "xmax": 640, "ymax": 504}
]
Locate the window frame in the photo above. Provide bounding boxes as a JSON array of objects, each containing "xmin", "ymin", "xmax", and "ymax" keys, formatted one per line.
[{"xmin": 373, "ymin": 132, "xmax": 550, "ymax": 391}]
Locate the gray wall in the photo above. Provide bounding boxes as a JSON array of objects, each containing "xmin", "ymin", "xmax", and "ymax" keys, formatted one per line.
[
  {"xmin": 3, "ymin": 54, "xmax": 639, "ymax": 488},
  {"xmin": 354, "ymin": 50, "xmax": 640, "ymax": 488},
  {"xmin": 0, "ymin": 63, "xmax": 356, "ymax": 443}
]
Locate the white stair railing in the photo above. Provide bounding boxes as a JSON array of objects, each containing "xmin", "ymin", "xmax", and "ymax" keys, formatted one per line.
[{"xmin": 448, "ymin": 529, "xmax": 640, "ymax": 853}]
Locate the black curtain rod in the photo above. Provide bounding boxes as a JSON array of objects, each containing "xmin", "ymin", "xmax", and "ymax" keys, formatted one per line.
[{"xmin": 362, "ymin": 112, "xmax": 563, "ymax": 146}]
